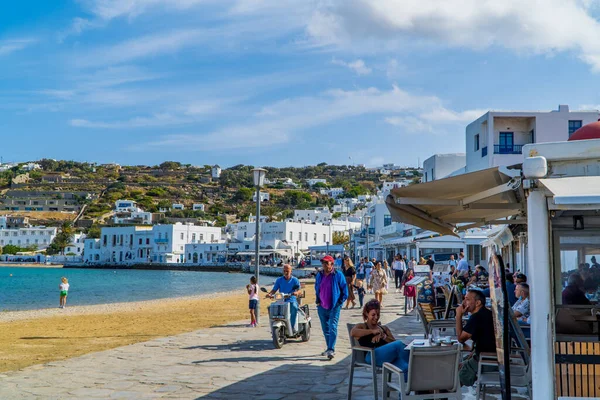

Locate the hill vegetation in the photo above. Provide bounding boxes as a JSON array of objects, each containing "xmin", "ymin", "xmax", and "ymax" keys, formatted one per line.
[{"xmin": 1, "ymin": 160, "xmax": 421, "ymax": 228}]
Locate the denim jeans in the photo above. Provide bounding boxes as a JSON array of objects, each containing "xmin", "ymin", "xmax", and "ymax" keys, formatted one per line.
[
  {"xmin": 365, "ymin": 340, "xmax": 409, "ymax": 380},
  {"xmin": 317, "ymin": 304, "xmax": 342, "ymax": 352},
  {"xmin": 288, "ymin": 299, "xmax": 298, "ymax": 332}
]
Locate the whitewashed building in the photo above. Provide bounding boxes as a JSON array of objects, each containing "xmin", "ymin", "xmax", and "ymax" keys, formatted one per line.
[
  {"xmin": 320, "ymin": 187, "xmax": 344, "ymax": 198},
  {"xmin": 64, "ymin": 233, "xmax": 87, "ymax": 255},
  {"xmin": 172, "ymin": 203, "xmax": 184, "ymax": 210},
  {"xmin": 230, "ymin": 218, "xmax": 333, "ymax": 255},
  {"xmin": 211, "ymin": 165, "xmax": 221, "ymax": 179},
  {"xmin": 293, "ymin": 207, "xmax": 332, "ymax": 223},
  {"xmin": 0, "ymin": 224, "xmax": 57, "ymax": 250},
  {"xmin": 252, "ymin": 191, "xmax": 270, "ymax": 202},
  {"xmin": 113, "ymin": 200, "xmax": 153, "ymax": 225},
  {"xmin": 422, "ymin": 154, "xmax": 466, "ymax": 183},
  {"xmin": 465, "ymin": 104, "xmax": 599, "ymax": 173},
  {"xmin": 193, "ymin": 203, "xmax": 205, "ymax": 211},
  {"xmin": 84, "ymin": 223, "xmax": 222, "ymax": 264},
  {"xmin": 185, "ymin": 242, "xmax": 228, "ymax": 264}
]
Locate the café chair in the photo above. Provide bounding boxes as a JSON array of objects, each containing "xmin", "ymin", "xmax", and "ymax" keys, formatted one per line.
[
  {"xmin": 416, "ymin": 303, "xmax": 456, "ymax": 339},
  {"xmin": 382, "ymin": 344, "xmax": 462, "ymax": 399},
  {"xmin": 347, "ymin": 323, "xmax": 381, "ymax": 400}
]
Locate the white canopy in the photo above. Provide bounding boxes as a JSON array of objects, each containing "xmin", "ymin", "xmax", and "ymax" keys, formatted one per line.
[
  {"xmin": 386, "ymin": 167, "xmax": 524, "ymax": 236},
  {"xmin": 539, "ymin": 176, "xmax": 600, "ymax": 209}
]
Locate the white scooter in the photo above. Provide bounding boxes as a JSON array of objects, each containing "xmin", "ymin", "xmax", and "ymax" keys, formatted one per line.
[{"xmin": 261, "ymin": 287, "xmax": 311, "ymax": 349}]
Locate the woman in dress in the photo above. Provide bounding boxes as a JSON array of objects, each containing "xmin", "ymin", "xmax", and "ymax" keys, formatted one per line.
[
  {"xmin": 369, "ymin": 261, "xmax": 388, "ymax": 306},
  {"xmin": 343, "ymin": 258, "xmax": 357, "ymax": 309},
  {"xmin": 382, "ymin": 260, "xmax": 392, "ymax": 291}
]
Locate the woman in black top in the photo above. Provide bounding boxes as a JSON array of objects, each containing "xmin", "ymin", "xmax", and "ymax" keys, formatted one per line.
[
  {"xmin": 344, "ymin": 258, "xmax": 357, "ymax": 309},
  {"xmin": 350, "ymin": 300, "xmax": 409, "ymax": 377}
]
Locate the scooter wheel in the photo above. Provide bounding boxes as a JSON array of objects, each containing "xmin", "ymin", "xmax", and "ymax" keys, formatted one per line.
[
  {"xmin": 272, "ymin": 326, "xmax": 285, "ymax": 349},
  {"xmin": 301, "ymin": 323, "xmax": 310, "ymax": 342}
]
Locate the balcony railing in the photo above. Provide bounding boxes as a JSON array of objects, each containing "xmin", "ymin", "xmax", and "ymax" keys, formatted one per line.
[
  {"xmin": 493, "ymin": 144, "xmax": 523, "ymax": 154},
  {"xmin": 154, "ymin": 238, "xmax": 169, "ymax": 243}
]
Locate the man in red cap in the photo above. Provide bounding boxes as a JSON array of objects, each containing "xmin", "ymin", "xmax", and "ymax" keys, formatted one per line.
[{"xmin": 315, "ymin": 254, "xmax": 348, "ymax": 359}]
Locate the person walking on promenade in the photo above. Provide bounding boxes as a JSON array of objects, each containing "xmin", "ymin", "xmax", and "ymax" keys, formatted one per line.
[
  {"xmin": 315, "ymin": 255, "xmax": 348, "ymax": 360},
  {"xmin": 343, "ymin": 258, "xmax": 357, "ymax": 309},
  {"xmin": 392, "ymin": 254, "xmax": 406, "ymax": 292},
  {"xmin": 59, "ymin": 277, "xmax": 69, "ymax": 308},
  {"xmin": 365, "ymin": 258, "xmax": 374, "ymax": 293},
  {"xmin": 246, "ymin": 276, "xmax": 259, "ymax": 327},
  {"xmin": 403, "ymin": 269, "xmax": 416, "ymax": 310},
  {"xmin": 354, "ymin": 280, "xmax": 366, "ymax": 307},
  {"xmin": 369, "ymin": 261, "xmax": 388, "ymax": 307},
  {"xmin": 356, "ymin": 258, "xmax": 366, "ymax": 280},
  {"xmin": 382, "ymin": 260, "xmax": 392, "ymax": 292}
]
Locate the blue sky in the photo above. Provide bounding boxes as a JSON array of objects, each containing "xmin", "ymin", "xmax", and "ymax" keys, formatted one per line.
[{"xmin": 2, "ymin": 0, "xmax": 600, "ymax": 168}]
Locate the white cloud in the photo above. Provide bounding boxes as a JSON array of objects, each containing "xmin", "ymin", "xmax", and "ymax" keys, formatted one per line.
[
  {"xmin": 306, "ymin": 0, "xmax": 600, "ymax": 71},
  {"xmin": 70, "ymin": 113, "xmax": 188, "ymax": 129},
  {"xmin": 385, "ymin": 116, "xmax": 434, "ymax": 134},
  {"xmin": 420, "ymin": 108, "xmax": 487, "ymax": 123},
  {"xmin": 331, "ymin": 58, "xmax": 372, "ymax": 75},
  {"xmin": 75, "ymin": 29, "xmax": 204, "ymax": 67},
  {"xmin": 0, "ymin": 39, "xmax": 36, "ymax": 56},
  {"xmin": 138, "ymin": 84, "xmax": 480, "ymax": 151}
]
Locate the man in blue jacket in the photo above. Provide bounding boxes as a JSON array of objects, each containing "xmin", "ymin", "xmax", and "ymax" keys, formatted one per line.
[{"xmin": 315, "ymin": 255, "xmax": 348, "ymax": 359}]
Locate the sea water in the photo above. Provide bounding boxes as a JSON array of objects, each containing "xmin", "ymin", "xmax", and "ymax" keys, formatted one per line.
[{"xmin": 0, "ymin": 267, "xmax": 260, "ymax": 311}]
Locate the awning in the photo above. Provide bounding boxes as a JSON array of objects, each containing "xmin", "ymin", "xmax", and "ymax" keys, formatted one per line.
[
  {"xmin": 539, "ymin": 176, "xmax": 600, "ymax": 208},
  {"xmin": 386, "ymin": 167, "xmax": 523, "ymax": 236}
]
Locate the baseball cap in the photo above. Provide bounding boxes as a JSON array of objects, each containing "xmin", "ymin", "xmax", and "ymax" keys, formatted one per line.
[{"xmin": 321, "ymin": 255, "xmax": 334, "ymax": 263}]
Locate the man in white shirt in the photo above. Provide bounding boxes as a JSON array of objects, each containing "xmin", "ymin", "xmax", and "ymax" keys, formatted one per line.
[
  {"xmin": 392, "ymin": 254, "xmax": 406, "ymax": 292},
  {"xmin": 512, "ymin": 283, "xmax": 530, "ymax": 319}
]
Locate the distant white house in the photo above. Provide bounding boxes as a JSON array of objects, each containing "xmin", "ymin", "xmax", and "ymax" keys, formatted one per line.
[
  {"xmin": 172, "ymin": 203, "xmax": 185, "ymax": 210},
  {"xmin": 381, "ymin": 181, "xmax": 411, "ymax": 195},
  {"xmin": 64, "ymin": 233, "xmax": 87, "ymax": 255},
  {"xmin": 282, "ymin": 178, "xmax": 298, "ymax": 188},
  {"xmin": 113, "ymin": 200, "xmax": 152, "ymax": 225},
  {"xmin": 22, "ymin": 163, "xmax": 41, "ymax": 172},
  {"xmin": 294, "ymin": 207, "xmax": 332, "ymax": 223},
  {"xmin": 0, "ymin": 162, "xmax": 18, "ymax": 172},
  {"xmin": 306, "ymin": 178, "xmax": 327, "ymax": 187},
  {"xmin": 320, "ymin": 187, "xmax": 344, "ymax": 199},
  {"xmin": 193, "ymin": 204, "xmax": 205, "ymax": 212},
  {"xmin": 253, "ymin": 192, "xmax": 270, "ymax": 202},
  {"xmin": 211, "ymin": 165, "xmax": 221, "ymax": 179}
]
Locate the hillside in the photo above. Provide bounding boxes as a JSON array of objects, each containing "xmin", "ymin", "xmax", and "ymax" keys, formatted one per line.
[{"xmin": 0, "ymin": 160, "xmax": 421, "ymax": 228}]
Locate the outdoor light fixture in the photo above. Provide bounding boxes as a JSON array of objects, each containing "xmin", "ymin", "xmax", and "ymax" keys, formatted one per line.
[
  {"xmin": 363, "ymin": 215, "xmax": 372, "ymax": 227},
  {"xmin": 573, "ymin": 215, "xmax": 585, "ymax": 230},
  {"xmin": 253, "ymin": 167, "xmax": 267, "ymax": 188}
]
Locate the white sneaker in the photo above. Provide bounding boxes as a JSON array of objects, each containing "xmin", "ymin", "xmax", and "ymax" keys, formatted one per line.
[
  {"xmin": 327, "ymin": 351, "xmax": 335, "ymax": 360},
  {"xmin": 321, "ymin": 350, "xmax": 329, "ymax": 356}
]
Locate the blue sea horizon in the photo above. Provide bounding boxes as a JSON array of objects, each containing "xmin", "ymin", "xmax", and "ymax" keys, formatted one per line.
[{"xmin": 0, "ymin": 267, "xmax": 258, "ymax": 311}]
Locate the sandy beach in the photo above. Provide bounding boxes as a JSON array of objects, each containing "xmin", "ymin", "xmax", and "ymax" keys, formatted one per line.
[{"xmin": 0, "ymin": 283, "xmax": 316, "ymax": 373}]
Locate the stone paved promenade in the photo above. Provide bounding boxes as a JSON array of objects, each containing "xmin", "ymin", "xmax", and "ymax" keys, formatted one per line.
[{"xmin": 0, "ymin": 294, "xmax": 485, "ymax": 399}]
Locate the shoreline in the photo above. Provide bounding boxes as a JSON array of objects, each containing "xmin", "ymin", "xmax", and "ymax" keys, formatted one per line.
[
  {"xmin": 0, "ymin": 263, "xmax": 63, "ymax": 268},
  {"xmin": 0, "ymin": 289, "xmax": 242, "ymax": 322},
  {"xmin": 0, "ymin": 285, "xmax": 316, "ymax": 373}
]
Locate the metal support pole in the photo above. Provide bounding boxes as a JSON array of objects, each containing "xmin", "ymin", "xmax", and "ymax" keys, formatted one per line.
[
  {"xmin": 527, "ymin": 189, "xmax": 555, "ymax": 400},
  {"xmin": 255, "ymin": 186, "xmax": 261, "ymax": 324},
  {"xmin": 366, "ymin": 224, "xmax": 370, "ymax": 260}
]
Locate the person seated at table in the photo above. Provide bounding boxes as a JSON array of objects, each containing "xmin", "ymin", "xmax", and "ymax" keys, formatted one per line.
[
  {"xmin": 563, "ymin": 273, "xmax": 591, "ymax": 305},
  {"xmin": 584, "ymin": 277, "xmax": 598, "ymax": 302},
  {"xmin": 468, "ymin": 265, "xmax": 489, "ymax": 286},
  {"xmin": 350, "ymin": 299, "xmax": 409, "ymax": 379},
  {"xmin": 514, "ymin": 272, "xmax": 527, "ymax": 285},
  {"xmin": 512, "ymin": 283, "xmax": 530, "ymax": 319},
  {"xmin": 455, "ymin": 290, "xmax": 496, "ymax": 387}
]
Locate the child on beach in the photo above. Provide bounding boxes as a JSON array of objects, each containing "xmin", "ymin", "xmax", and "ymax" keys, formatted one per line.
[
  {"xmin": 246, "ymin": 276, "xmax": 259, "ymax": 327},
  {"xmin": 353, "ymin": 280, "xmax": 366, "ymax": 307},
  {"xmin": 59, "ymin": 277, "xmax": 69, "ymax": 308}
]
